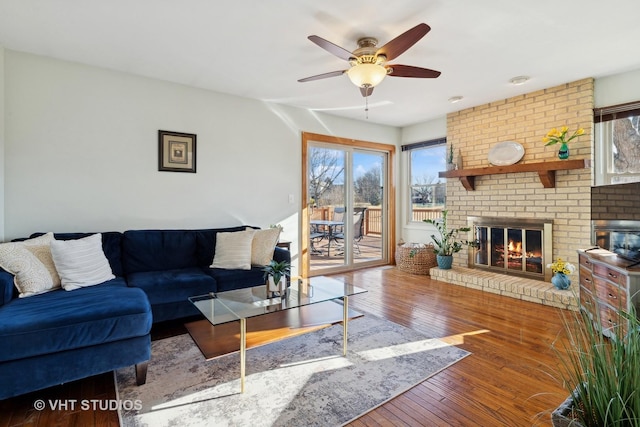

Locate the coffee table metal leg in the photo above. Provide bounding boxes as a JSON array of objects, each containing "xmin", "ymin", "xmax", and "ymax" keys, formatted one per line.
[
  {"xmin": 240, "ymin": 317, "xmax": 246, "ymax": 393},
  {"xmin": 343, "ymin": 296, "xmax": 348, "ymax": 356}
]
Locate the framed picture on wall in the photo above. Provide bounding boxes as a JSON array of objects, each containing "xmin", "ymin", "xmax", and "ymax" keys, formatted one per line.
[{"xmin": 158, "ymin": 130, "xmax": 197, "ymax": 173}]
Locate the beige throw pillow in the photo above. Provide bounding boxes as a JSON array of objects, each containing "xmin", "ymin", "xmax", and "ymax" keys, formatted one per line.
[
  {"xmin": 251, "ymin": 227, "xmax": 281, "ymax": 266},
  {"xmin": 210, "ymin": 229, "xmax": 256, "ymax": 270},
  {"xmin": 0, "ymin": 232, "xmax": 61, "ymax": 298},
  {"xmin": 50, "ymin": 233, "xmax": 115, "ymax": 291}
]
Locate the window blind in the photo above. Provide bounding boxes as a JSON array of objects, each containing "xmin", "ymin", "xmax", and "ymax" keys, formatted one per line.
[
  {"xmin": 401, "ymin": 137, "xmax": 446, "ymax": 151},
  {"xmin": 594, "ymin": 101, "xmax": 640, "ymax": 123}
]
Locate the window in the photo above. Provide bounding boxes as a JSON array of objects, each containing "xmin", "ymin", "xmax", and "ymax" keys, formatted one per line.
[
  {"xmin": 402, "ymin": 138, "xmax": 447, "ymax": 223},
  {"xmin": 594, "ymin": 101, "xmax": 640, "ymax": 185}
]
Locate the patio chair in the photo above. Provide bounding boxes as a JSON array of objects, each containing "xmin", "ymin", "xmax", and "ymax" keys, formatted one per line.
[
  {"xmin": 333, "ymin": 210, "xmax": 364, "ymax": 255},
  {"xmin": 332, "ymin": 207, "xmax": 345, "ymax": 234},
  {"xmin": 310, "ymin": 224, "xmax": 326, "ymax": 255}
]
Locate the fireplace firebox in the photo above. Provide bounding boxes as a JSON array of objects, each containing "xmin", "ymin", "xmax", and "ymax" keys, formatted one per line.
[{"xmin": 468, "ymin": 217, "xmax": 553, "ymax": 281}]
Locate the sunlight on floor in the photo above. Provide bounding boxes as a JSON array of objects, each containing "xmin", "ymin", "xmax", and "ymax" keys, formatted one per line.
[
  {"xmin": 149, "ymin": 355, "xmax": 354, "ymax": 412},
  {"xmin": 279, "ymin": 354, "xmax": 351, "ymax": 368},
  {"xmin": 356, "ymin": 338, "xmax": 453, "ymax": 361},
  {"xmin": 439, "ymin": 329, "xmax": 491, "ymax": 345}
]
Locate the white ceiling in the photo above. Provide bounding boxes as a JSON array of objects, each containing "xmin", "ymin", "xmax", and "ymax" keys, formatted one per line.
[{"xmin": 1, "ymin": 0, "xmax": 639, "ymax": 128}]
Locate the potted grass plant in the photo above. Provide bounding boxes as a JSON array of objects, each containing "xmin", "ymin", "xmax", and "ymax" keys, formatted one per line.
[
  {"xmin": 423, "ymin": 210, "xmax": 475, "ymax": 269},
  {"xmin": 551, "ymin": 305, "xmax": 640, "ymax": 426}
]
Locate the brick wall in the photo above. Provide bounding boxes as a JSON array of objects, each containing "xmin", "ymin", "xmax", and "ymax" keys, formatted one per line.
[
  {"xmin": 445, "ymin": 78, "xmax": 594, "ymax": 270},
  {"xmin": 591, "ymin": 182, "xmax": 640, "ymax": 221}
]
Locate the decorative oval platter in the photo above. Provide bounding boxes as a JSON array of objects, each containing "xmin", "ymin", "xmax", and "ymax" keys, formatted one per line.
[{"xmin": 488, "ymin": 141, "xmax": 525, "ymax": 166}]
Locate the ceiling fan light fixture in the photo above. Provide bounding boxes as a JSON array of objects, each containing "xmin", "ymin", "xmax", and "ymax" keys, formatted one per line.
[{"xmin": 347, "ymin": 63, "xmax": 387, "ymax": 88}]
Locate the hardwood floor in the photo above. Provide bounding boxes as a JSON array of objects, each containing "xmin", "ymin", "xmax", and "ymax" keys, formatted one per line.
[{"xmin": 1, "ymin": 267, "xmax": 568, "ymax": 426}]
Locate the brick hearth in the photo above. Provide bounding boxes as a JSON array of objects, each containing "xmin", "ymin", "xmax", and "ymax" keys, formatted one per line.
[{"xmin": 429, "ymin": 267, "xmax": 578, "ymax": 310}]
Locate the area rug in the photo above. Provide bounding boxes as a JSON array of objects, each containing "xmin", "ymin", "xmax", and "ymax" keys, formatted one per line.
[{"xmin": 115, "ymin": 311, "xmax": 469, "ymax": 427}]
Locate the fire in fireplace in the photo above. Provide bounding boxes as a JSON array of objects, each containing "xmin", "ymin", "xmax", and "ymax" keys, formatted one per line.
[{"xmin": 468, "ymin": 217, "xmax": 553, "ymax": 281}]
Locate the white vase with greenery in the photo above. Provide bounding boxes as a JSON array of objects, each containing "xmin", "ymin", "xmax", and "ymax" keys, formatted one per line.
[{"xmin": 261, "ymin": 260, "xmax": 291, "ymax": 297}]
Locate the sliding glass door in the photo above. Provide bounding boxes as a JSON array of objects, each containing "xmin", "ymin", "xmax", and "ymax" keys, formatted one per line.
[
  {"xmin": 352, "ymin": 150, "xmax": 385, "ymax": 266},
  {"xmin": 302, "ymin": 133, "xmax": 394, "ymax": 276}
]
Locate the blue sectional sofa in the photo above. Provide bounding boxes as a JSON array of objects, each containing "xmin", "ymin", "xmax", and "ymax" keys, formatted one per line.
[{"xmin": 0, "ymin": 226, "xmax": 290, "ymax": 399}]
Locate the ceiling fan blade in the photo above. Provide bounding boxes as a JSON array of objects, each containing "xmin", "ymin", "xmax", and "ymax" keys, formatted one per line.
[
  {"xmin": 308, "ymin": 35, "xmax": 353, "ymax": 61},
  {"xmin": 298, "ymin": 70, "xmax": 347, "ymax": 82},
  {"xmin": 360, "ymin": 86, "xmax": 374, "ymax": 97},
  {"xmin": 387, "ymin": 64, "xmax": 441, "ymax": 78},
  {"xmin": 376, "ymin": 23, "xmax": 430, "ymax": 61}
]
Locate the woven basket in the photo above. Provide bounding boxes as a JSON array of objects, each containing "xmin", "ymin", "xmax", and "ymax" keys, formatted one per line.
[{"xmin": 395, "ymin": 243, "xmax": 437, "ymax": 275}]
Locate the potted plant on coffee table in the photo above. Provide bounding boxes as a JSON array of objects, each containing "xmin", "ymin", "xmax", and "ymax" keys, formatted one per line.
[
  {"xmin": 423, "ymin": 210, "xmax": 475, "ymax": 269},
  {"xmin": 551, "ymin": 306, "xmax": 640, "ymax": 426},
  {"xmin": 261, "ymin": 259, "xmax": 291, "ymax": 297}
]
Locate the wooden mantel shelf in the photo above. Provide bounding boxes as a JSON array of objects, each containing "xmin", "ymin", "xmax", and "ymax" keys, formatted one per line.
[{"xmin": 438, "ymin": 159, "xmax": 591, "ymax": 191}]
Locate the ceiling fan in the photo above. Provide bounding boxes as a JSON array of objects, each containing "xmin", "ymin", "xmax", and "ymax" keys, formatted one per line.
[{"xmin": 298, "ymin": 23, "xmax": 441, "ymax": 99}]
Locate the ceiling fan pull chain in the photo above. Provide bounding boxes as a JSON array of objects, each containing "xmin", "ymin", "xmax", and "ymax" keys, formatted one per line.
[{"xmin": 365, "ymin": 94, "xmax": 369, "ymax": 119}]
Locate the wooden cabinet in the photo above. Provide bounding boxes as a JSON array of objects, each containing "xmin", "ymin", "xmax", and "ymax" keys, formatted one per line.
[
  {"xmin": 578, "ymin": 249, "xmax": 640, "ymax": 337},
  {"xmin": 276, "ymin": 241, "xmax": 291, "ymax": 251}
]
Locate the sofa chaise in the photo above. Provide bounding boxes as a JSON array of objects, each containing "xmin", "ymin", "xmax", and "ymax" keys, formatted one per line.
[{"xmin": 0, "ymin": 226, "xmax": 290, "ymax": 399}]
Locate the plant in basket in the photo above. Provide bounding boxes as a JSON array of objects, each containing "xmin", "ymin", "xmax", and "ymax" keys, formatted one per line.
[{"xmin": 396, "ymin": 242, "xmax": 437, "ymax": 275}]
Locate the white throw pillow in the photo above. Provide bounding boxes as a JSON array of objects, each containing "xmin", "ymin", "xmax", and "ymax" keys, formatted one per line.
[
  {"xmin": 50, "ymin": 233, "xmax": 115, "ymax": 291},
  {"xmin": 210, "ymin": 229, "xmax": 256, "ymax": 270},
  {"xmin": 0, "ymin": 232, "xmax": 61, "ymax": 298},
  {"xmin": 251, "ymin": 227, "xmax": 281, "ymax": 266}
]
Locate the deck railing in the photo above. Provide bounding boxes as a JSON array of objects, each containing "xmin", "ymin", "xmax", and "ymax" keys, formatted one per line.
[
  {"xmin": 364, "ymin": 208, "xmax": 382, "ymax": 235},
  {"xmin": 311, "ymin": 206, "xmax": 443, "ymax": 237},
  {"xmin": 410, "ymin": 207, "xmax": 444, "ymax": 222}
]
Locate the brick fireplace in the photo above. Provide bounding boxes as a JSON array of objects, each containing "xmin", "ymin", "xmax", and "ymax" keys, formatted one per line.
[{"xmin": 430, "ymin": 78, "xmax": 595, "ymax": 309}]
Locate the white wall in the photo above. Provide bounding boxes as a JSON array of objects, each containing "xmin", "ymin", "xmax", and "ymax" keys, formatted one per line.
[
  {"xmin": 2, "ymin": 49, "xmax": 399, "ymax": 270},
  {"xmin": 594, "ymin": 68, "xmax": 640, "ymax": 107}
]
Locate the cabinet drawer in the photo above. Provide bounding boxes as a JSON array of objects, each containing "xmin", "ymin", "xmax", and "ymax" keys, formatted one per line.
[
  {"xmin": 592, "ymin": 263, "xmax": 626, "ymax": 287},
  {"xmin": 579, "ymin": 268, "xmax": 595, "ymax": 293},
  {"xmin": 594, "ymin": 276, "xmax": 627, "ymax": 309},
  {"xmin": 599, "ymin": 306, "xmax": 627, "ymax": 336},
  {"xmin": 579, "ymin": 254, "xmax": 593, "ymax": 269},
  {"xmin": 580, "ymin": 287, "xmax": 597, "ymax": 318}
]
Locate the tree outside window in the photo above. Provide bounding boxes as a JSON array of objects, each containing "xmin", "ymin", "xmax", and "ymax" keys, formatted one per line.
[
  {"xmin": 595, "ymin": 102, "xmax": 640, "ymax": 185},
  {"xmin": 406, "ymin": 140, "xmax": 447, "ymax": 222}
]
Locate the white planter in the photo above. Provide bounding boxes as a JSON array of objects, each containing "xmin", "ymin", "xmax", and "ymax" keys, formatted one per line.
[{"xmin": 267, "ymin": 275, "xmax": 286, "ymax": 295}]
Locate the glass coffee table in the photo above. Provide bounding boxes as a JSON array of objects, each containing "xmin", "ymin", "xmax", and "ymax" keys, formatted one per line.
[{"xmin": 186, "ymin": 276, "xmax": 366, "ymax": 393}]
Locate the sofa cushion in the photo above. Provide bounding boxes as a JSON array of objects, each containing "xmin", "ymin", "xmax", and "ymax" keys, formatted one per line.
[
  {"xmin": 194, "ymin": 226, "xmax": 253, "ymax": 267},
  {"xmin": 0, "ymin": 233, "xmax": 61, "ymax": 298},
  {"xmin": 206, "ymin": 266, "xmax": 265, "ymax": 292},
  {"xmin": 251, "ymin": 227, "xmax": 281, "ymax": 266},
  {"xmin": 122, "ymin": 230, "xmax": 199, "ymax": 274},
  {"xmin": 126, "ymin": 268, "xmax": 217, "ymax": 306},
  {"xmin": 210, "ymin": 229, "xmax": 256, "ymax": 270},
  {"xmin": 50, "ymin": 233, "xmax": 115, "ymax": 291},
  {"xmin": 0, "ymin": 278, "xmax": 151, "ymax": 362},
  {"xmin": 30, "ymin": 232, "xmax": 125, "ymax": 277}
]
